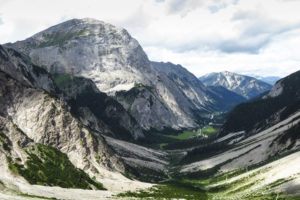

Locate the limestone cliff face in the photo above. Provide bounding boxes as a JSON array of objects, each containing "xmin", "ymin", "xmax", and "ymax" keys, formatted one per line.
[
  {"xmin": 0, "ymin": 45, "xmax": 124, "ymax": 177},
  {"xmin": 7, "ymin": 18, "xmax": 208, "ymax": 131},
  {"xmin": 0, "ymin": 45, "xmax": 55, "ymax": 93},
  {"xmin": 0, "ymin": 45, "xmax": 169, "ymax": 188}
]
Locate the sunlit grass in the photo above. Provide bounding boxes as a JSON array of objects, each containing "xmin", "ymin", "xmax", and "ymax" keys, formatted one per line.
[
  {"xmin": 166, "ymin": 131, "xmax": 199, "ymax": 140},
  {"xmin": 201, "ymin": 126, "xmax": 218, "ymax": 134}
]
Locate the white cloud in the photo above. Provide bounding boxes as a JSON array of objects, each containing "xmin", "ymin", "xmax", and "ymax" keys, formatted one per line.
[{"xmin": 0, "ymin": 0, "xmax": 299, "ymax": 77}]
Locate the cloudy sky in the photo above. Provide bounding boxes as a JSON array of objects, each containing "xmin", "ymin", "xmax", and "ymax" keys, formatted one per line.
[{"xmin": 0, "ymin": 0, "xmax": 300, "ymax": 77}]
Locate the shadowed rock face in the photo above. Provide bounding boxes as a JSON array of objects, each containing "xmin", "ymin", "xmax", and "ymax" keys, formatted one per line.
[
  {"xmin": 7, "ymin": 18, "xmax": 214, "ymax": 131},
  {"xmin": 0, "ymin": 45, "xmax": 56, "ymax": 93},
  {"xmin": 52, "ymin": 74, "xmax": 144, "ymax": 140}
]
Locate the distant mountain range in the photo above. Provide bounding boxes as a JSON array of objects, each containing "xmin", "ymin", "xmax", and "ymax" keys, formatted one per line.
[{"xmin": 199, "ymin": 71, "xmax": 272, "ymax": 99}]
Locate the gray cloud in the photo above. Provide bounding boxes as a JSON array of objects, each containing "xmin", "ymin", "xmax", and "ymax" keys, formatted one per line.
[
  {"xmin": 151, "ymin": 1, "xmax": 299, "ymax": 54},
  {"xmin": 160, "ymin": 35, "xmax": 270, "ymax": 54},
  {"xmin": 208, "ymin": 3, "xmax": 228, "ymax": 13},
  {"xmin": 152, "ymin": 18, "xmax": 300, "ymax": 55},
  {"xmin": 231, "ymin": 10, "xmax": 258, "ymax": 21},
  {"xmin": 118, "ymin": 6, "xmax": 153, "ymax": 33},
  {"xmin": 227, "ymin": 10, "xmax": 300, "ymax": 53},
  {"xmin": 166, "ymin": 0, "xmax": 204, "ymax": 15},
  {"xmin": 217, "ymin": 37, "xmax": 271, "ymax": 54}
]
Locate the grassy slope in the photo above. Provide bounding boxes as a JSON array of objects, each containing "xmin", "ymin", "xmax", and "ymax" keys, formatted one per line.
[
  {"xmin": 202, "ymin": 126, "xmax": 218, "ymax": 134},
  {"xmin": 7, "ymin": 144, "xmax": 105, "ymax": 190},
  {"xmin": 117, "ymin": 162, "xmax": 299, "ymax": 200}
]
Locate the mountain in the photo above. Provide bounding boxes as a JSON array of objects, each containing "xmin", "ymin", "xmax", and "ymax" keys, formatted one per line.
[
  {"xmin": 220, "ymin": 70, "xmax": 300, "ymax": 137},
  {"xmin": 0, "ymin": 45, "xmax": 117, "ymax": 189},
  {"xmin": 6, "ymin": 18, "xmax": 220, "ymax": 132},
  {"xmin": 199, "ymin": 71, "xmax": 272, "ymax": 99},
  {"xmin": 152, "ymin": 61, "xmax": 247, "ymax": 112},
  {"xmin": 253, "ymin": 75, "xmax": 281, "ymax": 85},
  {"xmin": 0, "ymin": 44, "xmax": 170, "ymax": 195}
]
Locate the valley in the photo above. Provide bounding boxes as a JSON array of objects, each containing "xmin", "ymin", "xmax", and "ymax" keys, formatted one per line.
[{"xmin": 0, "ymin": 18, "xmax": 300, "ymax": 200}]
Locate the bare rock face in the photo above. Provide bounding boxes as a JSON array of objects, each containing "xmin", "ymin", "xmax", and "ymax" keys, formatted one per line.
[
  {"xmin": 0, "ymin": 45, "xmax": 55, "ymax": 93},
  {"xmin": 9, "ymin": 18, "xmax": 151, "ymax": 93},
  {"xmin": 0, "ymin": 45, "xmax": 125, "ymax": 176},
  {"xmin": 152, "ymin": 62, "xmax": 211, "ymax": 110},
  {"xmin": 0, "ymin": 45, "xmax": 169, "ymax": 189},
  {"xmin": 7, "ymin": 18, "xmax": 206, "ymax": 131}
]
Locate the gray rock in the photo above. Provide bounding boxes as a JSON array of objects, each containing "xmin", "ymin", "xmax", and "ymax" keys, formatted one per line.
[
  {"xmin": 0, "ymin": 44, "xmax": 169, "ymax": 186},
  {"xmin": 199, "ymin": 71, "xmax": 272, "ymax": 99},
  {"xmin": 7, "ymin": 18, "xmax": 209, "ymax": 131}
]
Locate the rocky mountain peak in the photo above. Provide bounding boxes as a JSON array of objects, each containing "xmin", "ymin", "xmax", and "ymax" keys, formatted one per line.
[
  {"xmin": 32, "ymin": 18, "xmax": 130, "ymax": 41},
  {"xmin": 200, "ymin": 71, "xmax": 272, "ymax": 99},
  {"xmin": 6, "ymin": 19, "xmax": 202, "ymax": 131},
  {"xmin": 8, "ymin": 18, "xmax": 150, "ymax": 92},
  {"xmin": 221, "ymin": 70, "xmax": 232, "ymax": 75}
]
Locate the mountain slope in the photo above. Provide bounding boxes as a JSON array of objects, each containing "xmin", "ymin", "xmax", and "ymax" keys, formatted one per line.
[
  {"xmin": 0, "ymin": 45, "xmax": 169, "ymax": 195},
  {"xmin": 0, "ymin": 45, "xmax": 55, "ymax": 93},
  {"xmin": 151, "ymin": 61, "xmax": 216, "ymax": 112},
  {"xmin": 52, "ymin": 73, "xmax": 144, "ymax": 140},
  {"xmin": 219, "ymin": 70, "xmax": 300, "ymax": 137},
  {"xmin": 152, "ymin": 62, "xmax": 247, "ymax": 112},
  {"xmin": 6, "ymin": 18, "xmax": 212, "ymax": 131},
  {"xmin": 207, "ymin": 86, "xmax": 247, "ymax": 110},
  {"xmin": 0, "ymin": 46, "xmax": 119, "ymax": 189},
  {"xmin": 199, "ymin": 71, "xmax": 272, "ymax": 99}
]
